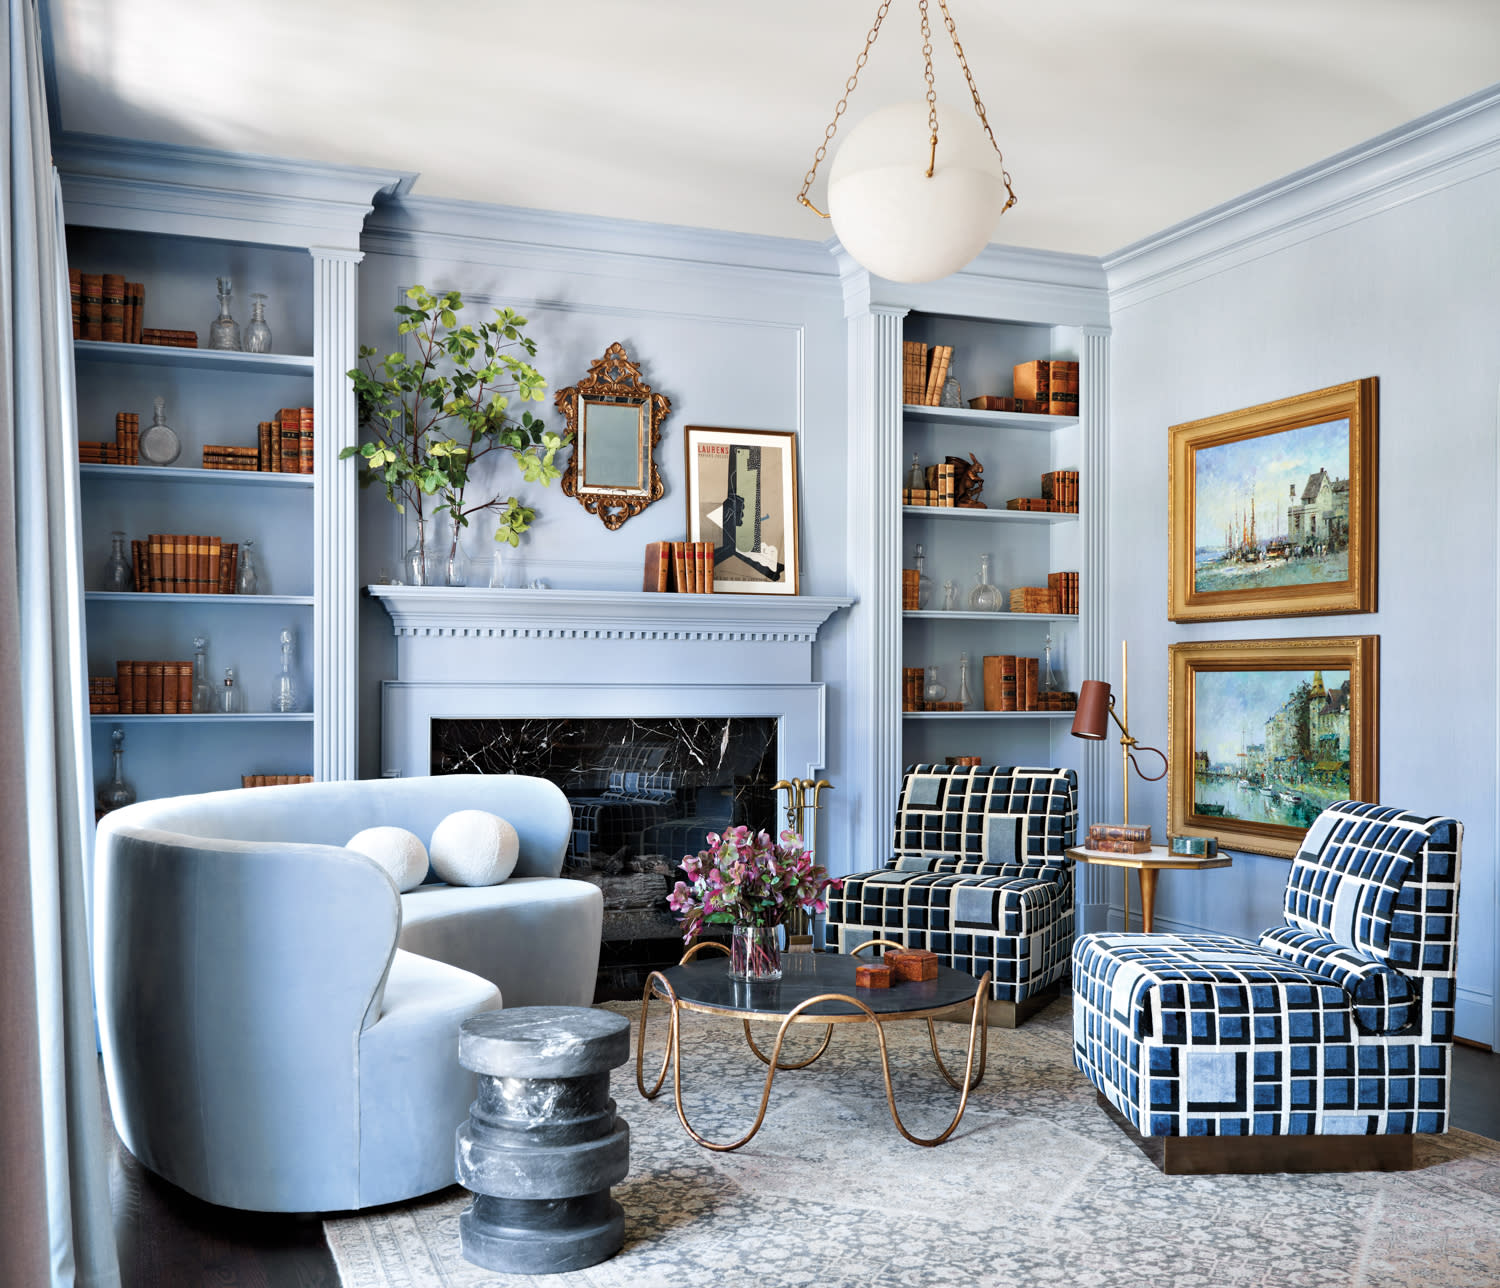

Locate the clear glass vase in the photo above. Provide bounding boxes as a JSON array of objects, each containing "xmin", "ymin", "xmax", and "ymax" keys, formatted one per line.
[
  {"xmin": 405, "ymin": 516, "xmax": 440, "ymax": 586},
  {"xmin": 208, "ymin": 277, "xmax": 240, "ymax": 351},
  {"xmin": 729, "ymin": 924, "xmax": 782, "ymax": 981},
  {"xmin": 236, "ymin": 539, "xmax": 260, "ymax": 595},
  {"xmin": 192, "ymin": 636, "xmax": 213, "ymax": 713},
  {"xmin": 102, "ymin": 530, "xmax": 132, "ymax": 591},
  {"xmin": 242, "ymin": 293, "xmax": 272, "ymax": 353},
  {"xmin": 958, "ymin": 651, "xmax": 974, "ymax": 710},
  {"xmin": 968, "ymin": 553, "xmax": 1002, "ymax": 612},
  {"xmin": 444, "ymin": 521, "xmax": 470, "ymax": 587},
  {"xmin": 911, "ymin": 544, "xmax": 932, "ymax": 609},
  {"xmin": 218, "ymin": 667, "xmax": 242, "ymax": 714},
  {"xmin": 273, "ymin": 629, "xmax": 299, "ymax": 713},
  {"xmin": 95, "ymin": 726, "xmax": 137, "ymax": 816}
]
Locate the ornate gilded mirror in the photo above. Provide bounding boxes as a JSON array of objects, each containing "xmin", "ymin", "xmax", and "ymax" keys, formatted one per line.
[{"xmin": 556, "ymin": 342, "xmax": 669, "ymax": 529}]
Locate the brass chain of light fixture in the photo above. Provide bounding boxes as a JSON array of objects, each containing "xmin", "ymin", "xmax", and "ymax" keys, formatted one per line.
[
  {"xmin": 797, "ymin": 1, "xmax": 893, "ymax": 218},
  {"xmin": 797, "ymin": 0, "xmax": 1017, "ymax": 218}
]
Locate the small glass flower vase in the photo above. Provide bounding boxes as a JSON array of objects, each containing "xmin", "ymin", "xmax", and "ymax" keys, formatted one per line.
[{"xmin": 729, "ymin": 924, "xmax": 782, "ymax": 981}]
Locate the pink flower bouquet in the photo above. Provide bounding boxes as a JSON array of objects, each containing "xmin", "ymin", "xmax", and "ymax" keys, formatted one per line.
[{"xmin": 668, "ymin": 824, "xmax": 841, "ymax": 944}]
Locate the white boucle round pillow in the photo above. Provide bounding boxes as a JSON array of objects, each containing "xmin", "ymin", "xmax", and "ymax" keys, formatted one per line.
[
  {"xmin": 346, "ymin": 826, "xmax": 429, "ymax": 893},
  {"xmin": 429, "ymin": 809, "xmax": 520, "ymax": 887}
]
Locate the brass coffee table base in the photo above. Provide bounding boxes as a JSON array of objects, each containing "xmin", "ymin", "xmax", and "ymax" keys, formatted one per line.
[{"xmin": 636, "ymin": 940, "xmax": 990, "ymax": 1151}]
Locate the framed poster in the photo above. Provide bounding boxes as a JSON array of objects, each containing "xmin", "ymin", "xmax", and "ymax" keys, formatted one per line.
[
  {"xmin": 1167, "ymin": 636, "xmax": 1379, "ymax": 859},
  {"xmin": 684, "ymin": 426, "xmax": 799, "ymax": 596},
  {"xmin": 1168, "ymin": 378, "xmax": 1377, "ymax": 622}
]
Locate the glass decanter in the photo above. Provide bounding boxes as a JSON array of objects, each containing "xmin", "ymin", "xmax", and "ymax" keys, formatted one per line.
[
  {"xmin": 209, "ymin": 276, "xmax": 240, "ymax": 351},
  {"xmin": 242, "ymin": 293, "xmax": 272, "ymax": 353},
  {"xmin": 942, "ymin": 579, "xmax": 960, "ymax": 612},
  {"xmin": 968, "ymin": 553, "xmax": 1002, "ymax": 612},
  {"xmin": 940, "ymin": 375, "xmax": 963, "ymax": 408},
  {"xmin": 218, "ymin": 667, "xmax": 242, "ymax": 713},
  {"xmin": 957, "ymin": 651, "xmax": 974, "ymax": 710},
  {"xmin": 273, "ymin": 629, "xmax": 299, "ymax": 713},
  {"xmin": 911, "ymin": 544, "xmax": 932, "ymax": 609},
  {"xmin": 139, "ymin": 396, "xmax": 181, "ymax": 466},
  {"xmin": 102, "ymin": 530, "xmax": 132, "ymax": 591},
  {"xmin": 923, "ymin": 665, "xmax": 947, "ymax": 706},
  {"xmin": 1041, "ymin": 634, "xmax": 1057, "ymax": 693},
  {"xmin": 236, "ymin": 539, "xmax": 260, "ymax": 595},
  {"xmin": 906, "ymin": 452, "xmax": 925, "ymax": 493},
  {"xmin": 96, "ymin": 726, "xmax": 137, "ymax": 816},
  {"xmin": 192, "ymin": 635, "xmax": 213, "ymax": 713}
]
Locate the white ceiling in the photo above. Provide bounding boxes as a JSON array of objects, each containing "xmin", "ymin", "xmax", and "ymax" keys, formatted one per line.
[{"xmin": 46, "ymin": 0, "xmax": 1500, "ymax": 257}]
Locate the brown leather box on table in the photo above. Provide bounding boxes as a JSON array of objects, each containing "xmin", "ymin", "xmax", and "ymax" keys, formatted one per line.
[
  {"xmin": 886, "ymin": 948, "xmax": 939, "ymax": 982},
  {"xmin": 854, "ymin": 963, "xmax": 894, "ymax": 988}
]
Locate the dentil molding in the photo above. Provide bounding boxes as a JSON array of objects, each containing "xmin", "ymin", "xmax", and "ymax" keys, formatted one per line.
[{"xmin": 368, "ymin": 586, "xmax": 854, "ymax": 643}]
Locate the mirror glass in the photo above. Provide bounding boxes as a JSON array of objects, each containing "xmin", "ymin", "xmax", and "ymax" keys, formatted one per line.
[{"xmin": 580, "ymin": 399, "xmax": 646, "ymax": 493}]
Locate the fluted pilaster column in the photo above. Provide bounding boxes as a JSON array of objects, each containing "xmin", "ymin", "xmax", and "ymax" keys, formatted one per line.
[
  {"xmin": 310, "ymin": 247, "xmax": 363, "ymax": 781},
  {"xmin": 846, "ymin": 304, "xmax": 907, "ymax": 868},
  {"xmin": 1079, "ymin": 325, "xmax": 1111, "ymax": 918}
]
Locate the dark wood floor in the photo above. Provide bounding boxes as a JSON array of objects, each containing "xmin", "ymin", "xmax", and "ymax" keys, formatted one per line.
[{"xmin": 106, "ymin": 1043, "xmax": 1500, "ymax": 1288}]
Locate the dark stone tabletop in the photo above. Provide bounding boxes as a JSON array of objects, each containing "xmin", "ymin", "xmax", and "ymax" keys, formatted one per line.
[{"xmin": 656, "ymin": 952, "xmax": 983, "ymax": 1020}]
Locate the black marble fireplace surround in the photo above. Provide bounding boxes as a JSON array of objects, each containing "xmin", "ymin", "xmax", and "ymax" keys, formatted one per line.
[{"xmin": 432, "ymin": 716, "xmax": 778, "ymax": 997}]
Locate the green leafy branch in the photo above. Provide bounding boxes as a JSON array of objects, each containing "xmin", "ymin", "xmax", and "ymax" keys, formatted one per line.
[{"xmin": 340, "ymin": 286, "xmax": 570, "ymax": 549}]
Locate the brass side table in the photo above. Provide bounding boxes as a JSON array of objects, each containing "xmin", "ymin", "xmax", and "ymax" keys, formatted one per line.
[
  {"xmin": 1066, "ymin": 844, "xmax": 1232, "ymax": 932},
  {"xmin": 637, "ymin": 942, "xmax": 989, "ymax": 1151}
]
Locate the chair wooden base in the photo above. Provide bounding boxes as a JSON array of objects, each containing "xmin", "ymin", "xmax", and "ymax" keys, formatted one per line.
[{"xmin": 1097, "ymin": 1094, "xmax": 1418, "ymax": 1175}]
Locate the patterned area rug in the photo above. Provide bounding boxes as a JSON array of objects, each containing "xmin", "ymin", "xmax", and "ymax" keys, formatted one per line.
[{"xmin": 325, "ymin": 996, "xmax": 1500, "ymax": 1288}]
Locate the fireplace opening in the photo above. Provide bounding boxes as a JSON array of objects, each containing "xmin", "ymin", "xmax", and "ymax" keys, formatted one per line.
[{"xmin": 432, "ymin": 716, "xmax": 779, "ymax": 998}]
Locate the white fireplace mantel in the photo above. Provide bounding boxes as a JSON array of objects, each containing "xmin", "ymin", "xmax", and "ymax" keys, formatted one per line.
[{"xmin": 367, "ymin": 586, "xmax": 855, "ymax": 643}]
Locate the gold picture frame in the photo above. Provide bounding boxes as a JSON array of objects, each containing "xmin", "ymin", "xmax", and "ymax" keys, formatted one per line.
[
  {"xmin": 684, "ymin": 426, "xmax": 800, "ymax": 596},
  {"xmin": 1167, "ymin": 636, "xmax": 1379, "ymax": 859},
  {"xmin": 1168, "ymin": 378, "xmax": 1377, "ymax": 622},
  {"xmin": 557, "ymin": 342, "xmax": 670, "ymax": 529}
]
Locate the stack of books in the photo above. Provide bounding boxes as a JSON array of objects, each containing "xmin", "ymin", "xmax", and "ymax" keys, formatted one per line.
[
  {"xmin": 70, "ymin": 272, "xmax": 145, "ymax": 343},
  {"xmin": 982, "ymin": 657, "xmax": 1078, "ymax": 712},
  {"xmin": 88, "ymin": 676, "xmax": 120, "ymax": 713},
  {"xmin": 1007, "ymin": 469, "xmax": 1080, "ymax": 514},
  {"xmin": 78, "ymin": 412, "xmax": 141, "ymax": 465},
  {"xmin": 1009, "ymin": 587, "xmax": 1060, "ymax": 614},
  {"xmin": 902, "ymin": 667, "xmax": 925, "ymax": 712},
  {"xmin": 202, "ymin": 445, "xmax": 262, "ymax": 472},
  {"xmin": 140, "ymin": 329, "xmax": 198, "ymax": 348},
  {"xmin": 1013, "ymin": 360, "xmax": 1080, "ymax": 416},
  {"xmin": 1047, "ymin": 571, "xmax": 1079, "ymax": 615},
  {"xmin": 242, "ymin": 774, "xmax": 314, "ymax": 788},
  {"xmin": 134, "ymin": 535, "xmax": 239, "ymax": 594},
  {"xmin": 902, "ymin": 460, "xmax": 961, "ymax": 507},
  {"xmin": 642, "ymin": 540, "xmax": 715, "ymax": 592},
  {"xmin": 114, "ymin": 660, "xmax": 194, "ymax": 713},
  {"xmin": 901, "ymin": 342, "xmax": 954, "ymax": 406},
  {"xmin": 1086, "ymin": 823, "xmax": 1153, "ymax": 854}
]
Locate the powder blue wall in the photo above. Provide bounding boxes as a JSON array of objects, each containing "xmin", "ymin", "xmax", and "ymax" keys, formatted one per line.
[
  {"xmin": 1104, "ymin": 147, "xmax": 1500, "ymax": 1044},
  {"xmin": 351, "ymin": 201, "xmax": 858, "ymax": 866}
]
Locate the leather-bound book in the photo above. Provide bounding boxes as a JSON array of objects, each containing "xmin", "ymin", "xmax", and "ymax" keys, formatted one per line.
[
  {"xmin": 80, "ymin": 274, "xmax": 103, "ymax": 340},
  {"xmin": 298, "ymin": 407, "xmax": 314, "ymax": 474},
  {"xmin": 642, "ymin": 541, "xmax": 670, "ymax": 592},
  {"xmin": 116, "ymin": 660, "xmax": 134, "ymax": 714},
  {"xmin": 69, "ymin": 269, "xmax": 82, "ymax": 339},
  {"xmin": 146, "ymin": 661, "xmax": 166, "ymax": 714}
]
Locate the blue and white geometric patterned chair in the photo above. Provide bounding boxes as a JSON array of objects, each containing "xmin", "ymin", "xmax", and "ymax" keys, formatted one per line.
[
  {"xmin": 824, "ymin": 765, "xmax": 1078, "ymax": 1026},
  {"xmin": 1072, "ymin": 801, "xmax": 1462, "ymax": 1173}
]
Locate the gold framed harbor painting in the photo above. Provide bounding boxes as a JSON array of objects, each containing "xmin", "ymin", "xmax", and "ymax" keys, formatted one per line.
[
  {"xmin": 1167, "ymin": 636, "xmax": 1379, "ymax": 859},
  {"xmin": 684, "ymin": 426, "xmax": 800, "ymax": 595},
  {"xmin": 1168, "ymin": 378, "xmax": 1377, "ymax": 622}
]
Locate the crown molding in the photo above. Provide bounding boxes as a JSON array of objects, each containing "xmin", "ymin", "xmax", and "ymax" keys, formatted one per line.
[
  {"xmin": 1105, "ymin": 82, "xmax": 1500, "ymax": 311},
  {"xmin": 361, "ymin": 195, "xmax": 839, "ymax": 291},
  {"xmin": 53, "ymin": 132, "xmax": 416, "ymax": 251},
  {"xmin": 833, "ymin": 239, "xmax": 1109, "ymax": 326},
  {"xmin": 368, "ymin": 586, "xmax": 855, "ymax": 643}
]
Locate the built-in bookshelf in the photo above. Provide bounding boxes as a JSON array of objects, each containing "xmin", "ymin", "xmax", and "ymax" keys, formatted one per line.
[
  {"xmin": 59, "ymin": 136, "xmax": 404, "ymax": 808},
  {"xmin": 70, "ymin": 234, "xmax": 320, "ymax": 806}
]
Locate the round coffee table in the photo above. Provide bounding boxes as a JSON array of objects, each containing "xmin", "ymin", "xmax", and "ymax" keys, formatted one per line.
[{"xmin": 637, "ymin": 942, "xmax": 990, "ymax": 1151}]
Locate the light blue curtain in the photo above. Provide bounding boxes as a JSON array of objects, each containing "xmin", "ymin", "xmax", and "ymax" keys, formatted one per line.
[{"xmin": 3, "ymin": 0, "xmax": 122, "ymax": 1283}]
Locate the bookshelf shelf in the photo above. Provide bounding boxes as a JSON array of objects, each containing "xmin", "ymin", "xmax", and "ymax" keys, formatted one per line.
[
  {"xmin": 78, "ymin": 463, "xmax": 315, "ymax": 489},
  {"xmin": 73, "ymin": 340, "xmax": 316, "ymax": 375},
  {"xmin": 86, "ymin": 592, "xmax": 315, "ymax": 606},
  {"xmin": 902, "ymin": 505, "xmax": 1077, "ymax": 524},
  {"xmin": 89, "ymin": 713, "xmax": 314, "ymax": 724},
  {"xmin": 902, "ymin": 404, "xmax": 1077, "ymax": 432},
  {"xmin": 903, "ymin": 610, "xmax": 1079, "ymax": 623}
]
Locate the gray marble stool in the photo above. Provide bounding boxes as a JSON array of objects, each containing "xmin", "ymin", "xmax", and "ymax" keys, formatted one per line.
[{"xmin": 456, "ymin": 1006, "xmax": 631, "ymax": 1274}]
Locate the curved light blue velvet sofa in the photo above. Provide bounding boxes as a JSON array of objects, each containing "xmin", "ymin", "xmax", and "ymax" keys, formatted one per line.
[{"xmin": 93, "ymin": 774, "xmax": 603, "ymax": 1213}]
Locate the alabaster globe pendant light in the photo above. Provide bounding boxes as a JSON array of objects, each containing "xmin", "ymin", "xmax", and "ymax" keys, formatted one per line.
[{"xmin": 797, "ymin": 0, "xmax": 1017, "ymax": 283}]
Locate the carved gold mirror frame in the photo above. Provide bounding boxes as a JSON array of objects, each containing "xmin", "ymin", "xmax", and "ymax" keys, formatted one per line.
[{"xmin": 557, "ymin": 342, "xmax": 670, "ymax": 529}]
